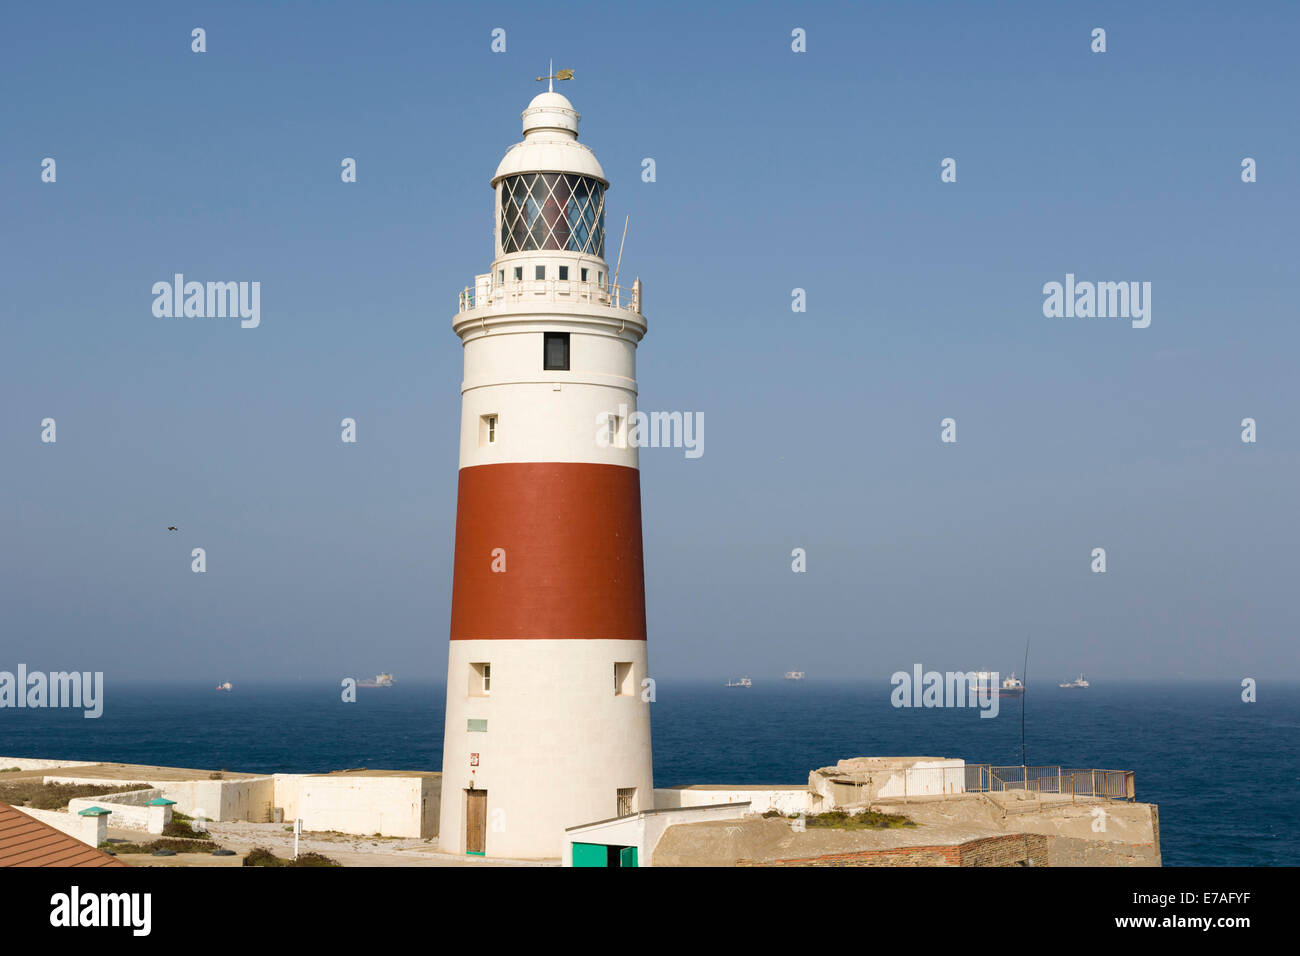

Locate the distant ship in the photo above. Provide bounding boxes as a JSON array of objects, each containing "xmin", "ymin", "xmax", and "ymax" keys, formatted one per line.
[
  {"xmin": 358, "ymin": 673, "xmax": 395, "ymax": 688},
  {"xmin": 784, "ymin": 671, "xmax": 805, "ymax": 681},
  {"xmin": 1059, "ymin": 674, "xmax": 1090, "ymax": 689},
  {"xmin": 975, "ymin": 670, "xmax": 1024, "ymax": 697},
  {"xmin": 725, "ymin": 677, "xmax": 752, "ymax": 688},
  {"xmin": 215, "ymin": 681, "xmax": 232, "ymax": 692}
]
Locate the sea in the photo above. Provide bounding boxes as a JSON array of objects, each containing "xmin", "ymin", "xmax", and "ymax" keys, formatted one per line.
[{"xmin": 1, "ymin": 679, "xmax": 1294, "ymax": 867}]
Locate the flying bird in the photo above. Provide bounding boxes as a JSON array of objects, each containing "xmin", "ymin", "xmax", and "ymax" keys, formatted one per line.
[{"xmin": 167, "ymin": 526, "xmax": 178, "ymax": 531}]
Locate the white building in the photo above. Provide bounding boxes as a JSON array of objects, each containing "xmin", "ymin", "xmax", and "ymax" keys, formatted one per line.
[{"xmin": 438, "ymin": 80, "xmax": 654, "ymax": 859}]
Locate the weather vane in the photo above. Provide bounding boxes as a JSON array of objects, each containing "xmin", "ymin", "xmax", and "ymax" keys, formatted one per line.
[{"xmin": 536, "ymin": 60, "xmax": 573, "ymax": 92}]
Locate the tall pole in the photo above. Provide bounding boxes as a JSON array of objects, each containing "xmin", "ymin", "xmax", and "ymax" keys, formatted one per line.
[
  {"xmin": 613, "ymin": 214, "xmax": 629, "ymax": 294},
  {"xmin": 1021, "ymin": 637, "xmax": 1029, "ymax": 769}
]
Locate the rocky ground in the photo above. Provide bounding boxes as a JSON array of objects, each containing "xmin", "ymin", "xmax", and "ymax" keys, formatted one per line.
[{"xmin": 107, "ymin": 821, "xmax": 554, "ymax": 867}]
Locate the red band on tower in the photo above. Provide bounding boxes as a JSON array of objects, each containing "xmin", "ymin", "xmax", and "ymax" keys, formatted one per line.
[{"xmin": 449, "ymin": 462, "xmax": 647, "ymax": 641}]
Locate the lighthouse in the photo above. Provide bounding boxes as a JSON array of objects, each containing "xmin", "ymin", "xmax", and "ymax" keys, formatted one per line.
[{"xmin": 439, "ymin": 78, "xmax": 653, "ymax": 859}]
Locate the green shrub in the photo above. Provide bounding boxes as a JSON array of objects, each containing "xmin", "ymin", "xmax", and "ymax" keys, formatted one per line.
[
  {"xmin": 0, "ymin": 782, "xmax": 141, "ymax": 810},
  {"xmin": 803, "ymin": 810, "xmax": 917, "ymax": 830},
  {"xmin": 103, "ymin": 838, "xmax": 221, "ymax": 854},
  {"xmin": 162, "ymin": 819, "xmax": 211, "ymax": 840},
  {"xmin": 242, "ymin": 846, "xmax": 341, "ymax": 867}
]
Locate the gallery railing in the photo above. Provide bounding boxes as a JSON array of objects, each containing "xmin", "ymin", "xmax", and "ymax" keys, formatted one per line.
[{"xmin": 965, "ymin": 764, "xmax": 1135, "ymax": 805}]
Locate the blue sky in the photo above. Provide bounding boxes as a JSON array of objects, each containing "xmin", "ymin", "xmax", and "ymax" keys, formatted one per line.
[{"xmin": 2, "ymin": 0, "xmax": 1297, "ymax": 682}]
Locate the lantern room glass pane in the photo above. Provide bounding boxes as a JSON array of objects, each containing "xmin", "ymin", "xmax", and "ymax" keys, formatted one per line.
[{"xmin": 500, "ymin": 174, "xmax": 605, "ymax": 256}]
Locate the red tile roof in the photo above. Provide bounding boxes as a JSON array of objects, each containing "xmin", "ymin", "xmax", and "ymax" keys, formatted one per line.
[{"xmin": 0, "ymin": 802, "xmax": 127, "ymax": 867}]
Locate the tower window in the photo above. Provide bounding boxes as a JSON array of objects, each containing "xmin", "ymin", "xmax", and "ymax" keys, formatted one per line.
[
  {"xmin": 544, "ymin": 332, "xmax": 570, "ymax": 371},
  {"xmin": 498, "ymin": 270, "xmax": 504, "ymax": 284},
  {"xmin": 617, "ymin": 788, "xmax": 636, "ymax": 817},
  {"xmin": 535, "ymin": 265, "xmax": 545, "ymax": 281},
  {"xmin": 558, "ymin": 266, "xmax": 569, "ymax": 281},
  {"xmin": 480, "ymin": 414, "xmax": 497, "ymax": 446},
  {"xmin": 597, "ymin": 271, "xmax": 604, "ymax": 286},
  {"xmin": 581, "ymin": 268, "xmax": 588, "ymax": 282},
  {"xmin": 513, "ymin": 267, "xmax": 523, "ymax": 281},
  {"xmin": 603, "ymin": 414, "xmax": 622, "ymax": 449},
  {"xmin": 470, "ymin": 662, "xmax": 490, "ymax": 696},
  {"xmin": 614, "ymin": 662, "xmax": 634, "ymax": 696}
]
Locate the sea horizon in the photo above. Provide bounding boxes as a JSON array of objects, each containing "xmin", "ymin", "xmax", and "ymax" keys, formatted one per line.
[{"xmin": 3, "ymin": 679, "xmax": 1294, "ymax": 867}]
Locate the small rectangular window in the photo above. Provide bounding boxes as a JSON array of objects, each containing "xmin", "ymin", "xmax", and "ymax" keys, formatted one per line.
[
  {"xmin": 479, "ymin": 414, "xmax": 497, "ymax": 447},
  {"xmin": 558, "ymin": 266, "xmax": 568, "ymax": 280},
  {"xmin": 544, "ymin": 332, "xmax": 570, "ymax": 371},
  {"xmin": 513, "ymin": 267, "xmax": 523, "ymax": 281},
  {"xmin": 580, "ymin": 268, "xmax": 589, "ymax": 282},
  {"xmin": 614, "ymin": 662, "xmax": 634, "ymax": 696},
  {"xmin": 597, "ymin": 271, "xmax": 603, "ymax": 285},
  {"xmin": 617, "ymin": 787, "xmax": 636, "ymax": 817},
  {"xmin": 535, "ymin": 265, "xmax": 545, "ymax": 280},
  {"xmin": 498, "ymin": 270, "xmax": 504, "ymax": 284},
  {"xmin": 470, "ymin": 662, "xmax": 491, "ymax": 696}
]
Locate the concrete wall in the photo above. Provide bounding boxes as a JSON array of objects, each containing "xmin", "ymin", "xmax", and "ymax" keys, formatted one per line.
[
  {"xmin": 736, "ymin": 834, "xmax": 1051, "ymax": 867},
  {"xmin": 273, "ymin": 774, "xmax": 302, "ymax": 821},
  {"xmin": 809, "ymin": 757, "xmax": 966, "ymax": 811},
  {"xmin": 1013, "ymin": 802, "xmax": 1161, "ymax": 866},
  {"xmin": 68, "ymin": 789, "xmax": 166, "ymax": 834},
  {"xmin": 44, "ymin": 774, "xmax": 278, "ymax": 824},
  {"xmin": 293, "ymin": 775, "xmax": 439, "ymax": 839},
  {"xmin": 655, "ymin": 787, "xmax": 809, "ymax": 816},
  {"xmin": 41, "ymin": 770, "xmax": 440, "ymax": 836},
  {"xmin": 15, "ymin": 805, "xmax": 107, "ymax": 847},
  {"xmin": 155, "ymin": 777, "xmax": 276, "ymax": 823}
]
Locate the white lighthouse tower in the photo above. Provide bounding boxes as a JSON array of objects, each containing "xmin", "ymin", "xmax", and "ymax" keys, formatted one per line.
[{"xmin": 439, "ymin": 78, "xmax": 653, "ymax": 860}]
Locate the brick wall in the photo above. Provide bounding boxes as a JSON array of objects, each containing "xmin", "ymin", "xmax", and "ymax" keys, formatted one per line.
[{"xmin": 956, "ymin": 834, "xmax": 1048, "ymax": 867}]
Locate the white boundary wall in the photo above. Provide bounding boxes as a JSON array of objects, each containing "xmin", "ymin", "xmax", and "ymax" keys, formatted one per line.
[
  {"xmin": 15, "ymin": 805, "xmax": 107, "ymax": 846},
  {"xmin": 654, "ymin": 787, "xmax": 809, "ymax": 816}
]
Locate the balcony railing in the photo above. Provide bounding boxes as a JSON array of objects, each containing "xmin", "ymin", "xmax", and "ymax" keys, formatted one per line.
[
  {"xmin": 458, "ymin": 277, "xmax": 641, "ymax": 315},
  {"xmin": 965, "ymin": 764, "xmax": 1136, "ymax": 806}
]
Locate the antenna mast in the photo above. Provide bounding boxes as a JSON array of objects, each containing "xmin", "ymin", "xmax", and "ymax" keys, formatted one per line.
[
  {"xmin": 612, "ymin": 214, "xmax": 629, "ymax": 294},
  {"xmin": 1021, "ymin": 637, "xmax": 1029, "ymax": 768}
]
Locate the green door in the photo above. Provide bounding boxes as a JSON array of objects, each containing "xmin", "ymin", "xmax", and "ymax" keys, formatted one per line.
[
  {"xmin": 572, "ymin": 842, "xmax": 608, "ymax": 867},
  {"xmin": 619, "ymin": 846, "xmax": 638, "ymax": 868}
]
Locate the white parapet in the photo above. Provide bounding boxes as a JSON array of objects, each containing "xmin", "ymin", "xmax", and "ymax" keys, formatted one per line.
[{"xmin": 15, "ymin": 805, "xmax": 107, "ymax": 847}]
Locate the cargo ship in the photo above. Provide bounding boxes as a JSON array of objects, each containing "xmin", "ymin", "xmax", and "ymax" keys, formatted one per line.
[
  {"xmin": 975, "ymin": 670, "xmax": 1024, "ymax": 697},
  {"xmin": 358, "ymin": 673, "xmax": 395, "ymax": 688}
]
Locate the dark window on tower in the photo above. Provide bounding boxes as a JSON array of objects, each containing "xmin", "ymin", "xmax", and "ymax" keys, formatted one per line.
[
  {"xmin": 558, "ymin": 266, "xmax": 569, "ymax": 281},
  {"xmin": 544, "ymin": 332, "xmax": 570, "ymax": 371}
]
